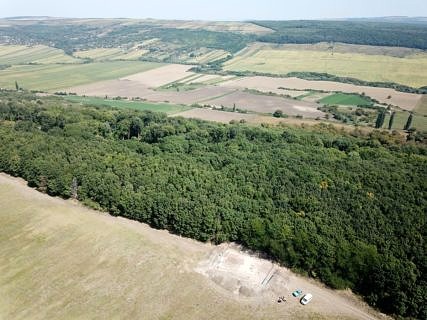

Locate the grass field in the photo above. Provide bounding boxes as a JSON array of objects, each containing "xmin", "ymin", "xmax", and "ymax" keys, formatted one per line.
[
  {"xmin": 224, "ymin": 44, "xmax": 427, "ymax": 88},
  {"xmin": 414, "ymin": 95, "xmax": 427, "ymax": 116},
  {"xmin": 65, "ymin": 96, "xmax": 191, "ymax": 114},
  {"xmin": 382, "ymin": 111, "xmax": 427, "ymax": 131},
  {"xmin": 0, "ymin": 45, "xmax": 81, "ymax": 64},
  {"xmin": 319, "ymin": 93, "xmax": 373, "ymax": 106},
  {"xmin": 0, "ymin": 61, "xmax": 164, "ymax": 92}
]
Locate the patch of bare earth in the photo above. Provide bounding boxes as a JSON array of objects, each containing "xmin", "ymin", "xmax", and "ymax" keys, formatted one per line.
[
  {"xmin": 204, "ymin": 90, "xmax": 324, "ymax": 118},
  {"xmin": 221, "ymin": 76, "xmax": 422, "ymax": 111},
  {"xmin": 0, "ymin": 173, "xmax": 389, "ymax": 320}
]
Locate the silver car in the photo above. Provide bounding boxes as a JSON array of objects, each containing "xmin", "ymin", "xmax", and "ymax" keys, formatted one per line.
[{"xmin": 300, "ymin": 293, "xmax": 313, "ymax": 305}]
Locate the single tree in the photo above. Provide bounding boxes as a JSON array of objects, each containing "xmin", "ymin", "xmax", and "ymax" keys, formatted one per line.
[
  {"xmin": 388, "ymin": 112, "xmax": 396, "ymax": 130},
  {"xmin": 273, "ymin": 110, "xmax": 284, "ymax": 118},
  {"xmin": 404, "ymin": 113, "xmax": 413, "ymax": 131},
  {"xmin": 15, "ymin": 81, "xmax": 19, "ymax": 91}
]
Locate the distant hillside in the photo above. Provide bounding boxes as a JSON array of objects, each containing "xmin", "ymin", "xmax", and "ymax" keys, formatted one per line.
[
  {"xmin": 345, "ymin": 16, "xmax": 427, "ymax": 25},
  {"xmin": 252, "ymin": 20, "xmax": 427, "ymax": 49}
]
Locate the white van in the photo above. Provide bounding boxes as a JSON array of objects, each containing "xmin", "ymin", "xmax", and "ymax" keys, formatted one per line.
[{"xmin": 300, "ymin": 293, "xmax": 313, "ymax": 305}]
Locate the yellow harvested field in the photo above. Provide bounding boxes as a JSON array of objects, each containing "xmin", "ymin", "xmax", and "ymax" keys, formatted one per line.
[
  {"xmin": 221, "ymin": 76, "xmax": 422, "ymax": 111},
  {"xmin": 224, "ymin": 44, "xmax": 427, "ymax": 88},
  {"xmin": 0, "ymin": 173, "xmax": 389, "ymax": 320},
  {"xmin": 187, "ymin": 49, "xmax": 230, "ymax": 64},
  {"xmin": 0, "ymin": 44, "xmax": 81, "ymax": 64},
  {"xmin": 121, "ymin": 64, "xmax": 195, "ymax": 87},
  {"xmin": 73, "ymin": 47, "xmax": 148, "ymax": 61}
]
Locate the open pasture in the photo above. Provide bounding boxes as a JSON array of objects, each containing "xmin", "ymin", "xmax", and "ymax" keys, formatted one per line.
[
  {"xmin": 65, "ymin": 96, "xmax": 191, "ymax": 114},
  {"xmin": 224, "ymin": 43, "xmax": 427, "ymax": 88},
  {"xmin": 382, "ymin": 111, "xmax": 427, "ymax": 131},
  {"xmin": 0, "ymin": 61, "xmax": 163, "ymax": 92},
  {"xmin": 220, "ymin": 76, "xmax": 422, "ymax": 111},
  {"xmin": 319, "ymin": 93, "xmax": 373, "ymax": 106},
  {"xmin": 0, "ymin": 44, "xmax": 81, "ymax": 64}
]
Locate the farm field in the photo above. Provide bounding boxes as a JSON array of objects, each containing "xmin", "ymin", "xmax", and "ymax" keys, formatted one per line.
[
  {"xmin": 0, "ymin": 173, "xmax": 390, "ymax": 320},
  {"xmin": 319, "ymin": 93, "xmax": 373, "ymax": 106},
  {"xmin": 0, "ymin": 61, "xmax": 164, "ymax": 92},
  {"xmin": 0, "ymin": 44, "xmax": 81, "ymax": 64},
  {"xmin": 224, "ymin": 43, "xmax": 427, "ymax": 88},
  {"xmin": 65, "ymin": 96, "xmax": 191, "ymax": 114},
  {"xmin": 185, "ymin": 49, "xmax": 230, "ymax": 64},
  {"xmin": 414, "ymin": 95, "xmax": 427, "ymax": 115},
  {"xmin": 121, "ymin": 64, "xmax": 194, "ymax": 88},
  {"xmin": 204, "ymin": 90, "xmax": 324, "ymax": 118},
  {"xmin": 68, "ymin": 78, "xmax": 237, "ymax": 105},
  {"xmin": 220, "ymin": 76, "xmax": 423, "ymax": 111},
  {"xmin": 382, "ymin": 111, "xmax": 427, "ymax": 131},
  {"xmin": 73, "ymin": 47, "xmax": 149, "ymax": 61}
]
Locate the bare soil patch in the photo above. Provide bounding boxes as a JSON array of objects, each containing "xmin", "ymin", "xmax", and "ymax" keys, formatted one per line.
[{"xmin": 204, "ymin": 90, "xmax": 324, "ymax": 118}]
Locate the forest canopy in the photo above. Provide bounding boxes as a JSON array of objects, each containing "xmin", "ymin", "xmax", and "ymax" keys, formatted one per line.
[{"xmin": 0, "ymin": 91, "xmax": 426, "ymax": 319}]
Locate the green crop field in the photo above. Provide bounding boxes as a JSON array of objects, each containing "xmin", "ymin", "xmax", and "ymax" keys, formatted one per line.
[
  {"xmin": 320, "ymin": 93, "xmax": 373, "ymax": 106},
  {"xmin": 382, "ymin": 111, "xmax": 427, "ymax": 131},
  {"xmin": 65, "ymin": 96, "xmax": 192, "ymax": 114},
  {"xmin": 0, "ymin": 61, "xmax": 164, "ymax": 92},
  {"xmin": 224, "ymin": 45, "xmax": 427, "ymax": 88},
  {"xmin": 0, "ymin": 45, "xmax": 81, "ymax": 65},
  {"xmin": 414, "ymin": 95, "xmax": 427, "ymax": 116}
]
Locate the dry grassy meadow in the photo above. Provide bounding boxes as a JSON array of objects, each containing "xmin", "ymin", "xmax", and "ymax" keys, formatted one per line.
[{"xmin": 224, "ymin": 43, "xmax": 427, "ymax": 88}]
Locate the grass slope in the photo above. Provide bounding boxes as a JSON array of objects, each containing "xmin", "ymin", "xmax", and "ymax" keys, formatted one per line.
[
  {"xmin": 65, "ymin": 96, "xmax": 191, "ymax": 114},
  {"xmin": 0, "ymin": 61, "xmax": 164, "ymax": 92},
  {"xmin": 224, "ymin": 46, "xmax": 427, "ymax": 88},
  {"xmin": 320, "ymin": 93, "xmax": 373, "ymax": 106}
]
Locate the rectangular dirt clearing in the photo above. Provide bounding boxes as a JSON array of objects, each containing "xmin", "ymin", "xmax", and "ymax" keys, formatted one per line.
[{"xmin": 204, "ymin": 91, "xmax": 324, "ymax": 118}]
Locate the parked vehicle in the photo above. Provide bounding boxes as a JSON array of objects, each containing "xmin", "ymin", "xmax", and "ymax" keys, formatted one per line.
[
  {"xmin": 292, "ymin": 289, "xmax": 303, "ymax": 297},
  {"xmin": 300, "ymin": 293, "xmax": 313, "ymax": 305}
]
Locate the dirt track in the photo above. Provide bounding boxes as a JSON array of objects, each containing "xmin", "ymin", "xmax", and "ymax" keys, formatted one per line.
[{"xmin": 0, "ymin": 173, "xmax": 390, "ymax": 320}]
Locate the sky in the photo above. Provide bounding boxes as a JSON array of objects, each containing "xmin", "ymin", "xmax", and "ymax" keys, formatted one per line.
[{"xmin": 1, "ymin": 0, "xmax": 426, "ymax": 21}]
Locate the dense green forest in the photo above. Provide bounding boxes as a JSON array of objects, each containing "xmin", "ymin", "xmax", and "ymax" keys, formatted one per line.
[
  {"xmin": 0, "ymin": 91, "xmax": 426, "ymax": 319},
  {"xmin": 253, "ymin": 20, "xmax": 427, "ymax": 50}
]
